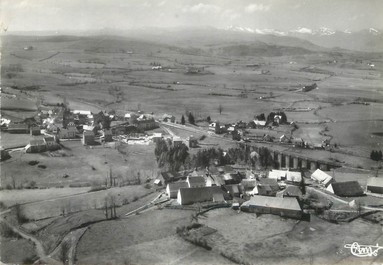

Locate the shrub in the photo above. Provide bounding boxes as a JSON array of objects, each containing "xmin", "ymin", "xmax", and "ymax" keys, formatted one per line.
[
  {"xmin": 88, "ymin": 186, "xmax": 107, "ymax": 192},
  {"xmin": 132, "ymin": 196, "xmax": 139, "ymax": 202},
  {"xmin": 28, "ymin": 160, "xmax": 39, "ymax": 166},
  {"xmin": 38, "ymin": 165, "xmax": 47, "ymax": 169},
  {"xmin": 144, "ymin": 183, "xmax": 152, "ymax": 189}
]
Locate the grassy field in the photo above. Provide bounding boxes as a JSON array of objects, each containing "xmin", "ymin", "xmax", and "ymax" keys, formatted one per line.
[
  {"xmin": 75, "ymin": 208, "xmax": 234, "ymax": 264},
  {"xmin": 1, "ymin": 140, "xmax": 158, "ymax": 188},
  {"xmin": 199, "ymin": 208, "xmax": 383, "ymax": 265}
]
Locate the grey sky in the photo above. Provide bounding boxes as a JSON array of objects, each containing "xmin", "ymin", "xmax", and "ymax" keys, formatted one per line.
[{"xmin": 1, "ymin": 0, "xmax": 382, "ymax": 32}]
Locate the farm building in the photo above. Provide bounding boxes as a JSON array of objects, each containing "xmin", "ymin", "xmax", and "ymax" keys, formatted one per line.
[
  {"xmin": 302, "ymin": 83, "xmax": 318, "ymax": 92},
  {"xmin": 166, "ymin": 181, "xmax": 189, "ymax": 198},
  {"xmin": 241, "ymin": 196, "xmax": 303, "ymax": 219},
  {"xmin": 366, "ymin": 178, "xmax": 383, "ymax": 194},
  {"xmin": 206, "ymin": 174, "xmax": 225, "ymax": 187},
  {"xmin": 268, "ymin": 170, "xmax": 302, "ymax": 183},
  {"xmin": 186, "ymin": 66, "xmax": 205, "ymax": 74},
  {"xmin": 240, "ymin": 179, "xmax": 258, "ymax": 195},
  {"xmin": 59, "ymin": 122, "xmax": 77, "ymax": 139},
  {"xmin": 153, "ymin": 179, "xmax": 162, "ymax": 186},
  {"xmin": 172, "ymin": 136, "xmax": 183, "ymax": 147},
  {"xmin": 25, "ymin": 139, "xmax": 46, "ymax": 153},
  {"xmin": 257, "ymin": 178, "xmax": 280, "ymax": 196},
  {"xmin": 152, "ymin": 133, "xmax": 162, "ymax": 143},
  {"xmin": 82, "ymin": 130, "xmax": 95, "ymax": 145},
  {"xmin": 188, "ymin": 136, "xmax": 198, "ymax": 148},
  {"xmin": 162, "ymin": 114, "xmax": 176, "ymax": 123},
  {"xmin": 73, "ymin": 110, "xmax": 92, "ymax": 116},
  {"xmin": 249, "ymin": 120, "xmax": 266, "ymax": 128},
  {"xmin": 161, "ymin": 171, "xmax": 187, "ymax": 184},
  {"xmin": 30, "ymin": 126, "xmax": 41, "ymax": 136},
  {"xmin": 7, "ymin": 123, "xmax": 29, "ymax": 133},
  {"xmin": 177, "ymin": 186, "xmax": 226, "ymax": 205},
  {"xmin": 186, "ymin": 176, "xmax": 205, "ymax": 188},
  {"xmin": 133, "ymin": 117, "xmax": 157, "ymax": 131},
  {"xmin": 43, "ymin": 136, "xmax": 57, "ymax": 149},
  {"xmin": 326, "ymin": 181, "xmax": 364, "ymax": 197},
  {"xmin": 224, "ymin": 184, "xmax": 241, "ymax": 197},
  {"xmin": 276, "ymin": 185, "xmax": 303, "ymax": 198},
  {"xmin": 102, "ymin": 129, "xmax": 113, "ymax": 142},
  {"xmin": 311, "ymin": 169, "xmax": 333, "ymax": 187}
]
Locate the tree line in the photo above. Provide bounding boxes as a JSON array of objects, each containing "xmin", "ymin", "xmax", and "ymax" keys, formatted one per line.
[
  {"xmin": 154, "ymin": 139, "xmax": 276, "ymax": 171},
  {"xmin": 370, "ymin": 150, "xmax": 383, "ymax": 161}
]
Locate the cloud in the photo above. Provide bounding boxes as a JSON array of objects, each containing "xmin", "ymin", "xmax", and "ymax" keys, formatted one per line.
[
  {"xmin": 182, "ymin": 3, "xmax": 221, "ymax": 14},
  {"xmin": 245, "ymin": 3, "xmax": 271, "ymax": 13},
  {"xmin": 221, "ymin": 9, "xmax": 240, "ymax": 21},
  {"xmin": 158, "ymin": 1, "xmax": 166, "ymax": 7}
]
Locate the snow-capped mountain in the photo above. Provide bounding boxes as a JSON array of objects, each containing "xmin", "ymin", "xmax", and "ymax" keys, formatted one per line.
[{"xmin": 224, "ymin": 25, "xmax": 383, "ymax": 52}]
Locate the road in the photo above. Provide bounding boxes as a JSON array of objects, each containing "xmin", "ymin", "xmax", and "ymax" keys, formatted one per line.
[{"xmin": 0, "ymin": 216, "xmax": 60, "ymax": 264}]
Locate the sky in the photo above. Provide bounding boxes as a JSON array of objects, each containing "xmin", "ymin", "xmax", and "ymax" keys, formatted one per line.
[{"xmin": 1, "ymin": 0, "xmax": 382, "ymax": 33}]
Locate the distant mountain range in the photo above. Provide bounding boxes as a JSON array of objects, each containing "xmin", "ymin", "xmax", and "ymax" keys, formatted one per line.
[{"xmin": 224, "ymin": 26, "xmax": 383, "ymax": 52}]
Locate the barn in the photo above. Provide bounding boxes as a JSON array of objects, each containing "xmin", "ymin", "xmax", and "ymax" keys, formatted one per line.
[
  {"xmin": 367, "ymin": 178, "xmax": 383, "ymax": 194},
  {"xmin": 326, "ymin": 181, "xmax": 364, "ymax": 197},
  {"xmin": 241, "ymin": 195, "xmax": 303, "ymax": 219},
  {"xmin": 177, "ymin": 186, "xmax": 226, "ymax": 205},
  {"xmin": 311, "ymin": 169, "xmax": 333, "ymax": 187},
  {"xmin": 166, "ymin": 181, "xmax": 189, "ymax": 198}
]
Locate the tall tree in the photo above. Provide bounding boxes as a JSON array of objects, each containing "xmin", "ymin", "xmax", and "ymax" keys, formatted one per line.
[
  {"xmin": 188, "ymin": 112, "xmax": 195, "ymax": 125},
  {"xmin": 181, "ymin": 115, "xmax": 185, "ymax": 125}
]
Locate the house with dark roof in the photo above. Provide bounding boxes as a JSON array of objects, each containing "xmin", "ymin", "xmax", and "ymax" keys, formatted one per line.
[
  {"xmin": 257, "ymin": 178, "xmax": 280, "ymax": 196},
  {"xmin": 30, "ymin": 126, "xmax": 41, "ymax": 136},
  {"xmin": 326, "ymin": 181, "xmax": 364, "ymax": 197},
  {"xmin": 206, "ymin": 174, "xmax": 225, "ymax": 187},
  {"xmin": 166, "ymin": 181, "xmax": 189, "ymax": 198},
  {"xmin": 367, "ymin": 178, "xmax": 383, "ymax": 194},
  {"xmin": 241, "ymin": 195, "xmax": 303, "ymax": 219},
  {"xmin": 82, "ymin": 130, "xmax": 95, "ymax": 145},
  {"xmin": 8, "ymin": 122, "xmax": 29, "ymax": 134},
  {"xmin": 25, "ymin": 139, "xmax": 46, "ymax": 153},
  {"xmin": 223, "ymin": 184, "xmax": 241, "ymax": 198},
  {"xmin": 177, "ymin": 186, "xmax": 227, "ymax": 205},
  {"xmin": 186, "ymin": 176, "xmax": 205, "ymax": 188}
]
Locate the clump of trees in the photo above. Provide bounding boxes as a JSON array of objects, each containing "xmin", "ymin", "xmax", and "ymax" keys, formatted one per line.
[
  {"xmin": 266, "ymin": 111, "xmax": 288, "ymax": 125},
  {"xmin": 154, "ymin": 139, "xmax": 189, "ymax": 172},
  {"xmin": 370, "ymin": 150, "xmax": 383, "ymax": 161}
]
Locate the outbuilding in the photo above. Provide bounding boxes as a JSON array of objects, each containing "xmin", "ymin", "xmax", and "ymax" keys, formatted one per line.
[
  {"xmin": 326, "ymin": 181, "xmax": 364, "ymax": 197},
  {"xmin": 367, "ymin": 178, "xmax": 383, "ymax": 194},
  {"xmin": 177, "ymin": 186, "xmax": 226, "ymax": 205},
  {"xmin": 186, "ymin": 176, "xmax": 205, "ymax": 188},
  {"xmin": 311, "ymin": 169, "xmax": 333, "ymax": 187},
  {"xmin": 241, "ymin": 195, "xmax": 303, "ymax": 219},
  {"xmin": 166, "ymin": 181, "xmax": 189, "ymax": 198}
]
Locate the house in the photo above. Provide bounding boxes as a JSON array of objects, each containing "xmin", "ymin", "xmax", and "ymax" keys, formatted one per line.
[
  {"xmin": 8, "ymin": 123, "xmax": 29, "ymax": 134},
  {"xmin": 257, "ymin": 178, "xmax": 280, "ymax": 196},
  {"xmin": 274, "ymin": 115, "xmax": 282, "ymax": 124},
  {"xmin": 292, "ymin": 138, "xmax": 305, "ymax": 148},
  {"xmin": 276, "ymin": 185, "xmax": 303, "ymax": 198},
  {"xmin": 249, "ymin": 120, "xmax": 266, "ymax": 128},
  {"xmin": 263, "ymin": 134, "xmax": 273, "ymax": 142},
  {"xmin": 166, "ymin": 181, "xmax": 189, "ymax": 198},
  {"xmin": 152, "ymin": 133, "xmax": 162, "ymax": 143},
  {"xmin": 44, "ymin": 136, "xmax": 58, "ymax": 150},
  {"xmin": 206, "ymin": 174, "xmax": 225, "ymax": 187},
  {"xmin": 224, "ymin": 184, "xmax": 241, "ymax": 197},
  {"xmin": 311, "ymin": 169, "xmax": 333, "ymax": 187},
  {"xmin": 102, "ymin": 129, "xmax": 113, "ymax": 142},
  {"xmin": 172, "ymin": 136, "xmax": 183, "ymax": 147},
  {"xmin": 73, "ymin": 110, "xmax": 92, "ymax": 116},
  {"xmin": 154, "ymin": 179, "xmax": 162, "ymax": 186},
  {"xmin": 163, "ymin": 114, "xmax": 176, "ymax": 123},
  {"xmin": 186, "ymin": 176, "xmax": 205, "ymax": 188},
  {"xmin": 133, "ymin": 115, "xmax": 157, "ymax": 131},
  {"xmin": 177, "ymin": 186, "xmax": 226, "ymax": 205},
  {"xmin": 367, "ymin": 178, "xmax": 383, "ymax": 194},
  {"xmin": 59, "ymin": 122, "xmax": 77, "ymax": 139},
  {"xmin": 188, "ymin": 136, "xmax": 198, "ymax": 148},
  {"xmin": 240, "ymin": 179, "xmax": 258, "ymax": 195},
  {"xmin": 25, "ymin": 139, "xmax": 46, "ymax": 153},
  {"xmin": 209, "ymin": 122, "xmax": 221, "ymax": 134},
  {"xmin": 326, "ymin": 181, "xmax": 364, "ymax": 197},
  {"xmin": 30, "ymin": 126, "xmax": 41, "ymax": 136},
  {"xmin": 82, "ymin": 130, "xmax": 95, "ymax": 145},
  {"xmin": 268, "ymin": 170, "xmax": 302, "ymax": 183},
  {"xmin": 222, "ymin": 172, "xmax": 243, "ymax": 185},
  {"xmin": 161, "ymin": 171, "xmax": 186, "ymax": 184},
  {"xmin": 302, "ymin": 83, "xmax": 317, "ymax": 92},
  {"xmin": 279, "ymin": 134, "xmax": 290, "ymax": 143},
  {"xmin": 241, "ymin": 196, "xmax": 303, "ymax": 219}
]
